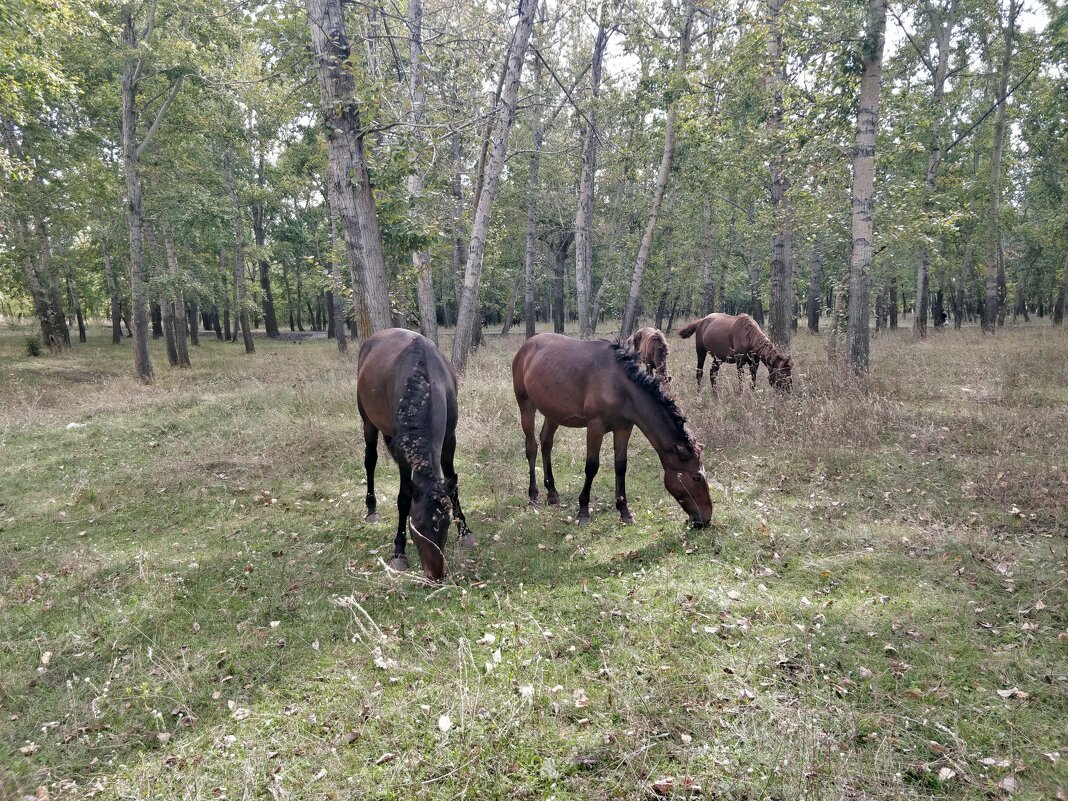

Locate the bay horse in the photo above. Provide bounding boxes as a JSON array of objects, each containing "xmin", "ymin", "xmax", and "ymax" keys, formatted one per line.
[
  {"xmin": 357, "ymin": 329, "xmax": 474, "ymax": 581},
  {"xmin": 678, "ymin": 313, "xmax": 793, "ymax": 391},
  {"xmin": 512, "ymin": 333, "xmax": 713, "ymax": 527},
  {"xmin": 627, "ymin": 326, "xmax": 670, "ymax": 381}
]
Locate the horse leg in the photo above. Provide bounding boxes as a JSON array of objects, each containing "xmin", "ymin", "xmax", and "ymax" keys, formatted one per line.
[
  {"xmin": 710, "ymin": 358, "xmax": 720, "ymax": 389},
  {"xmin": 613, "ymin": 425, "xmax": 634, "ymax": 523},
  {"xmin": 750, "ymin": 357, "xmax": 759, "ymax": 387},
  {"xmin": 519, "ymin": 397, "xmax": 539, "ymax": 504},
  {"xmin": 695, "ymin": 346, "xmax": 707, "ymax": 386},
  {"xmin": 442, "ymin": 429, "xmax": 475, "ymax": 547},
  {"xmin": 578, "ymin": 422, "xmax": 605, "ymax": 523},
  {"xmin": 540, "ymin": 419, "xmax": 561, "ymax": 505},
  {"xmin": 390, "ymin": 461, "xmax": 413, "ymax": 572},
  {"xmin": 360, "ymin": 406, "xmax": 380, "ymax": 523}
]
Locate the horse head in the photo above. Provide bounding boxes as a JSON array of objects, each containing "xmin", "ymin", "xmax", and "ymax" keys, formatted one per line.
[
  {"xmin": 767, "ymin": 352, "xmax": 793, "ymax": 391},
  {"xmin": 662, "ymin": 441, "xmax": 714, "ymax": 528},
  {"xmin": 408, "ymin": 479, "xmax": 453, "ymax": 581}
]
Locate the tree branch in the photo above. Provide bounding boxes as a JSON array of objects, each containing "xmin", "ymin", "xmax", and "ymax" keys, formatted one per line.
[{"xmin": 136, "ymin": 73, "xmax": 184, "ymax": 160}]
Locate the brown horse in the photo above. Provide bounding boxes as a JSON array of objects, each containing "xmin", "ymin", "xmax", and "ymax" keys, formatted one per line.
[
  {"xmin": 357, "ymin": 329, "xmax": 474, "ymax": 581},
  {"xmin": 512, "ymin": 333, "xmax": 713, "ymax": 527},
  {"xmin": 627, "ymin": 326, "xmax": 670, "ymax": 381},
  {"xmin": 678, "ymin": 313, "xmax": 793, "ymax": 391}
]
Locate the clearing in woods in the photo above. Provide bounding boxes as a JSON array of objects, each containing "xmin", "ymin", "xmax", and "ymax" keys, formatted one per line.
[{"xmin": 0, "ymin": 324, "xmax": 1066, "ymax": 800}]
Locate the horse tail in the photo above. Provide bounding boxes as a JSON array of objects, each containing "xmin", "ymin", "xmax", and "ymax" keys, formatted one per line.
[{"xmin": 677, "ymin": 318, "xmax": 703, "ymax": 339}]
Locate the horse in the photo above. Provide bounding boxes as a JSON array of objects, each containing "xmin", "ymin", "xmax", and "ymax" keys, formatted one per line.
[
  {"xmin": 627, "ymin": 326, "xmax": 670, "ymax": 381},
  {"xmin": 357, "ymin": 328, "xmax": 474, "ymax": 581},
  {"xmin": 512, "ymin": 333, "xmax": 713, "ymax": 527},
  {"xmin": 678, "ymin": 313, "xmax": 793, "ymax": 391}
]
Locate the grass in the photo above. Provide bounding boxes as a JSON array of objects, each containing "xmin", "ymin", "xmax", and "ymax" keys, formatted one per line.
[{"xmin": 0, "ymin": 320, "xmax": 1066, "ymax": 800}]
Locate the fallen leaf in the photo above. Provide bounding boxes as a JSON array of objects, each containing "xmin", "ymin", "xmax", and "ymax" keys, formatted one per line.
[
  {"xmin": 41, "ymin": 651, "xmax": 52, "ymax": 666},
  {"xmin": 938, "ymin": 767, "xmax": 956, "ymax": 781},
  {"xmin": 437, "ymin": 715, "xmax": 452, "ymax": 733},
  {"xmin": 998, "ymin": 774, "xmax": 1019, "ymax": 793},
  {"xmin": 996, "ymin": 687, "xmax": 1029, "ymax": 700},
  {"xmin": 375, "ymin": 752, "xmax": 397, "ymax": 766},
  {"xmin": 650, "ymin": 777, "xmax": 674, "ymax": 796},
  {"xmin": 727, "ymin": 590, "xmax": 741, "ymax": 600}
]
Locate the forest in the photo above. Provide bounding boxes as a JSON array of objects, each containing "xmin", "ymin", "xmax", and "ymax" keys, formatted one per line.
[{"xmin": 1, "ymin": 0, "xmax": 1067, "ymax": 798}]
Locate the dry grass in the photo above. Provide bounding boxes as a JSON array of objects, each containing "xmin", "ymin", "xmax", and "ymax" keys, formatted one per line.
[{"xmin": 0, "ymin": 319, "xmax": 1066, "ymax": 801}]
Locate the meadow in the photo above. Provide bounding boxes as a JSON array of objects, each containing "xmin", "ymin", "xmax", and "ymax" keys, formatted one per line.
[{"xmin": 1, "ymin": 321, "xmax": 1066, "ymax": 800}]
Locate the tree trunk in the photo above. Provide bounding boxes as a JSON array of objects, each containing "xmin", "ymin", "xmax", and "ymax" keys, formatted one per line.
[
  {"xmin": 502, "ymin": 281, "xmax": 518, "ymax": 335},
  {"xmin": 766, "ymin": 0, "xmax": 793, "ymax": 350},
  {"xmin": 550, "ymin": 232, "xmax": 573, "ymax": 334},
  {"xmin": 914, "ymin": 0, "xmax": 957, "ymax": 340},
  {"xmin": 224, "ymin": 149, "xmax": 255, "ymax": 354},
  {"xmin": 252, "ymin": 156, "xmax": 280, "ymax": 338},
  {"xmin": 845, "ymin": 0, "xmax": 886, "ymax": 374},
  {"xmin": 328, "ymin": 214, "xmax": 347, "ymax": 352},
  {"xmin": 121, "ymin": 10, "xmax": 155, "ymax": 380},
  {"xmin": 189, "ymin": 300, "xmax": 200, "ymax": 346},
  {"xmin": 524, "ymin": 58, "xmax": 543, "ymax": 340},
  {"xmin": 407, "ymin": 0, "xmax": 437, "ymax": 345},
  {"xmin": 102, "ymin": 228, "xmax": 122, "ymax": 345},
  {"xmin": 1053, "ymin": 252, "xmax": 1067, "ymax": 324},
  {"xmin": 745, "ymin": 201, "xmax": 764, "ymax": 323},
  {"xmin": 720, "ymin": 214, "xmax": 735, "ymax": 313},
  {"xmin": 306, "ymin": 0, "xmax": 391, "ymax": 339},
  {"xmin": 889, "ymin": 279, "xmax": 898, "ymax": 328},
  {"xmin": 701, "ymin": 196, "xmax": 714, "ymax": 314},
  {"xmin": 221, "ymin": 251, "xmax": 232, "ymax": 341},
  {"xmin": 574, "ymin": 20, "xmax": 608, "ymax": 339},
  {"xmin": 591, "ymin": 281, "xmax": 607, "ymax": 333},
  {"xmin": 806, "ymin": 237, "xmax": 823, "ymax": 333},
  {"xmin": 452, "ymin": 0, "xmax": 537, "ymax": 370},
  {"xmin": 654, "ymin": 225, "xmax": 675, "ymax": 331},
  {"xmin": 620, "ymin": 0, "xmax": 694, "ymax": 337},
  {"xmin": 164, "ymin": 232, "xmax": 191, "ymax": 367},
  {"xmin": 983, "ymin": 0, "xmax": 1018, "ymax": 332},
  {"xmin": 65, "ymin": 269, "xmax": 86, "ymax": 343}
]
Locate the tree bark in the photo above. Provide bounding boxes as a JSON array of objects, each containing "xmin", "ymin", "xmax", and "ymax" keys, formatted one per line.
[
  {"xmin": 844, "ymin": 0, "xmax": 886, "ymax": 375},
  {"xmin": 164, "ymin": 232, "xmax": 191, "ymax": 367},
  {"xmin": 983, "ymin": 0, "xmax": 1018, "ymax": 332},
  {"xmin": 224, "ymin": 149, "xmax": 255, "ymax": 354},
  {"xmin": 102, "ymin": 227, "xmax": 122, "ymax": 345},
  {"xmin": 1053, "ymin": 251, "xmax": 1067, "ymax": 324},
  {"xmin": 252, "ymin": 156, "xmax": 280, "ymax": 338},
  {"xmin": 720, "ymin": 213, "xmax": 735, "ymax": 313},
  {"xmin": 766, "ymin": 0, "xmax": 793, "ymax": 350},
  {"xmin": 524, "ymin": 57, "xmax": 543, "ymax": 339},
  {"xmin": 574, "ymin": 21, "xmax": 608, "ymax": 339},
  {"xmin": 745, "ymin": 201, "xmax": 764, "ymax": 323},
  {"xmin": 549, "ymin": 232, "xmax": 574, "ymax": 334},
  {"xmin": 452, "ymin": 0, "xmax": 537, "ymax": 370},
  {"xmin": 306, "ymin": 0, "xmax": 391, "ymax": 338},
  {"xmin": 913, "ymin": 0, "xmax": 957, "ymax": 339},
  {"xmin": 620, "ymin": 0, "xmax": 694, "ymax": 337},
  {"xmin": 407, "ymin": 0, "xmax": 437, "ymax": 345},
  {"xmin": 806, "ymin": 237, "xmax": 824, "ymax": 333},
  {"xmin": 654, "ymin": 225, "xmax": 675, "ymax": 331},
  {"xmin": 327, "ymin": 214, "xmax": 347, "ymax": 352},
  {"xmin": 701, "ymin": 196, "xmax": 714, "ymax": 314}
]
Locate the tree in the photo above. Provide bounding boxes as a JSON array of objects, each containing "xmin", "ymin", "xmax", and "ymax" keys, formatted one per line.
[
  {"xmin": 452, "ymin": 0, "xmax": 537, "ymax": 371},
  {"xmin": 844, "ymin": 0, "xmax": 887, "ymax": 375},
  {"xmin": 620, "ymin": 0, "xmax": 694, "ymax": 338},
  {"xmin": 765, "ymin": 0, "xmax": 793, "ymax": 350},
  {"xmin": 306, "ymin": 0, "xmax": 391, "ymax": 339}
]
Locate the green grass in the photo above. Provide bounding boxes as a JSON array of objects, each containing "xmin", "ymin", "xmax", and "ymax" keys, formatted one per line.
[{"xmin": 1, "ymin": 321, "xmax": 1066, "ymax": 800}]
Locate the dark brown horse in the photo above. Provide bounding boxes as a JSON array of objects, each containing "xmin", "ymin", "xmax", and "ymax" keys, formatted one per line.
[
  {"xmin": 627, "ymin": 326, "xmax": 670, "ymax": 381},
  {"xmin": 357, "ymin": 329, "xmax": 473, "ymax": 581},
  {"xmin": 678, "ymin": 313, "xmax": 793, "ymax": 391},
  {"xmin": 512, "ymin": 333, "xmax": 713, "ymax": 527}
]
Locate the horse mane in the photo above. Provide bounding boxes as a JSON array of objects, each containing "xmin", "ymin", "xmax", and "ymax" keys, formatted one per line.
[
  {"xmin": 736, "ymin": 314, "xmax": 784, "ymax": 364},
  {"xmin": 393, "ymin": 340, "xmax": 451, "ymax": 502},
  {"xmin": 609, "ymin": 341, "xmax": 696, "ymax": 454}
]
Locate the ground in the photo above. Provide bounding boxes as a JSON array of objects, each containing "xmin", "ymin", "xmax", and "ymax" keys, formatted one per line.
[{"xmin": 0, "ymin": 320, "xmax": 1066, "ymax": 801}]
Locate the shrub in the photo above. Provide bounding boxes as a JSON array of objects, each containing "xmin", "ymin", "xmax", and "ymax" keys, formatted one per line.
[{"xmin": 25, "ymin": 334, "xmax": 42, "ymax": 357}]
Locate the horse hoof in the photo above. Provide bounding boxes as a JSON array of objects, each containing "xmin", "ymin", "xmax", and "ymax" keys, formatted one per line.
[
  {"xmin": 459, "ymin": 532, "xmax": 476, "ymax": 548},
  {"xmin": 364, "ymin": 512, "xmax": 380, "ymax": 524},
  {"xmin": 620, "ymin": 514, "xmax": 634, "ymax": 525},
  {"xmin": 578, "ymin": 512, "xmax": 591, "ymax": 525},
  {"xmin": 547, "ymin": 493, "xmax": 561, "ymax": 506},
  {"xmin": 388, "ymin": 555, "xmax": 409, "ymax": 572}
]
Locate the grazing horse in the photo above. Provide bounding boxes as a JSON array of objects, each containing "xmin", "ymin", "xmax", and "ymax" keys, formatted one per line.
[
  {"xmin": 627, "ymin": 326, "xmax": 670, "ymax": 381},
  {"xmin": 512, "ymin": 333, "xmax": 713, "ymax": 527},
  {"xmin": 678, "ymin": 313, "xmax": 793, "ymax": 391},
  {"xmin": 357, "ymin": 329, "xmax": 474, "ymax": 581}
]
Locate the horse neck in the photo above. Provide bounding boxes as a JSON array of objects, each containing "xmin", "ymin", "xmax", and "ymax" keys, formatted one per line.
[{"xmin": 627, "ymin": 385, "xmax": 687, "ymax": 468}]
